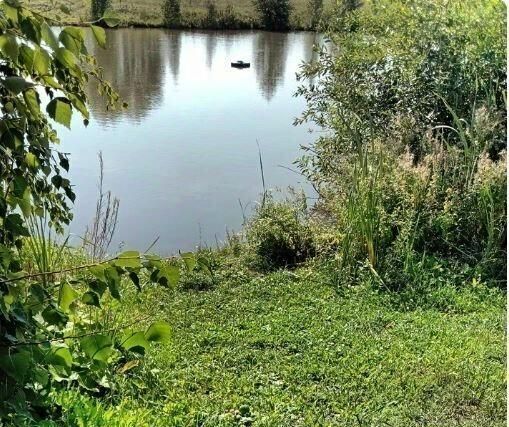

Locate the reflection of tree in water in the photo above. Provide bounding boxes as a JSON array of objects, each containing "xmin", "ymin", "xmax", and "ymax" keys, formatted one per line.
[
  {"xmin": 87, "ymin": 29, "xmax": 172, "ymax": 124},
  {"xmin": 166, "ymin": 30, "xmax": 182, "ymax": 85},
  {"xmin": 204, "ymin": 32, "xmax": 218, "ymax": 70},
  {"xmin": 253, "ymin": 32, "xmax": 289, "ymax": 102}
]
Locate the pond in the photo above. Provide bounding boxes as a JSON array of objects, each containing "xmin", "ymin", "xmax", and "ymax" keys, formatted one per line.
[{"xmin": 59, "ymin": 29, "xmax": 320, "ymax": 254}]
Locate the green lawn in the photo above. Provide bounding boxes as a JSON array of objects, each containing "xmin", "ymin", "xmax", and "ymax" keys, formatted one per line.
[{"xmin": 80, "ymin": 260, "xmax": 506, "ymax": 426}]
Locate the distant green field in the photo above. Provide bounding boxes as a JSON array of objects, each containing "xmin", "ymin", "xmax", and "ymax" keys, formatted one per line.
[{"xmin": 29, "ymin": 0, "xmax": 334, "ymax": 29}]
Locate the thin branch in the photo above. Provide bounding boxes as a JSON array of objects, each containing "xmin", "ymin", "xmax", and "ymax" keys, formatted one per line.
[
  {"xmin": 0, "ymin": 254, "xmax": 176, "ymax": 285},
  {"xmin": 3, "ymin": 314, "xmax": 152, "ymax": 348}
]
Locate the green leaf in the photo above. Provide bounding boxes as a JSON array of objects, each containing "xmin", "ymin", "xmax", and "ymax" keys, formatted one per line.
[
  {"xmin": 2, "ymin": 3, "xmax": 19, "ymax": 24},
  {"xmin": 115, "ymin": 251, "xmax": 141, "ymax": 269},
  {"xmin": 59, "ymin": 27, "xmax": 86, "ymax": 56},
  {"xmin": 91, "ymin": 25, "xmax": 107, "ymax": 49},
  {"xmin": 42, "ymin": 306, "xmax": 68, "ymax": 327},
  {"xmin": 55, "ymin": 47, "xmax": 78, "ymax": 71},
  {"xmin": 89, "ymin": 280, "xmax": 107, "ymax": 297},
  {"xmin": 145, "ymin": 321, "xmax": 171, "ymax": 343},
  {"xmin": 23, "ymin": 88, "xmax": 40, "ymax": 117},
  {"xmin": 33, "ymin": 47, "xmax": 51, "ymax": 75},
  {"xmin": 180, "ymin": 252, "xmax": 197, "ymax": 271},
  {"xmin": 129, "ymin": 271, "xmax": 141, "ymax": 292},
  {"xmin": 89, "ymin": 264, "xmax": 107, "ymax": 281},
  {"xmin": 160, "ymin": 264, "xmax": 180, "ymax": 287},
  {"xmin": 0, "ymin": 34, "xmax": 19, "ymax": 61},
  {"xmin": 80, "ymin": 334, "xmax": 114, "ymax": 363},
  {"xmin": 68, "ymin": 94, "xmax": 89, "ymax": 120},
  {"xmin": 46, "ymin": 345, "xmax": 72, "ymax": 369},
  {"xmin": 121, "ymin": 330, "xmax": 149, "ymax": 354},
  {"xmin": 5, "ymin": 214, "xmax": 29, "ymax": 237},
  {"xmin": 25, "ymin": 152, "xmax": 39, "ymax": 169},
  {"xmin": 1, "ymin": 76, "xmax": 33, "ymax": 94},
  {"xmin": 58, "ymin": 282, "xmax": 78, "ymax": 312},
  {"xmin": 41, "ymin": 22, "xmax": 59, "ymax": 51},
  {"xmin": 102, "ymin": 10, "xmax": 120, "ymax": 27},
  {"xmin": 42, "ymin": 75, "xmax": 62, "ymax": 90},
  {"xmin": 0, "ymin": 351, "xmax": 30, "ymax": 382},
  {"xmin": 82, "ymin": 291, "xmax": 101, "ymax": 307},
  {"xmin": 47, "ymin": 97, "xmax": 72, "ymax": 128},
  {"xmin": 105, "ymin": 266, "xmax": 121, "ymax": 299}
]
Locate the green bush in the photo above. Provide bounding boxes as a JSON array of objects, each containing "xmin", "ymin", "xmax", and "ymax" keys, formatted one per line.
[
  {"xmin": 163, "ymin": 0, "xmax": 181, "ymax": 27},
  {"xmin": 297, "ymin": 0, "xmax": 506, "ymax": 289},
  {"xmin": 253, "ymin": 0, "xmax": 291, "ymax": 31},
  {"xmin": 245, "ymin": 194, "xmax": 315, "ymax": 271}
]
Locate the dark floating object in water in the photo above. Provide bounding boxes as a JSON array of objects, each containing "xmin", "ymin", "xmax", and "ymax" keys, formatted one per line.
[{"xmin": 231, "ymin": 60, "xmax": 251, "ymax": 69}]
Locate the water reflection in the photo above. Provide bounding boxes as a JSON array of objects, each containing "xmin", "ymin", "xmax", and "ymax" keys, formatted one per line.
[
  {"xmin": 86, "ymin": 30, "xmax": 305, "ymax": 123},
  {"xmin": 87, "ymin": 29, "xmax": 168, "ymax": 124},
  {"xmin": 205, "ymin": 32, "xmax": 218, "ymax": 70},
  {"xmin": 254, "ymin": 32, "xmax": 289, "ymax": 101},
  {"xmin": 167, "ymin": 31, "xmax": 182, "ymax": 85},
  {"xmin": 63, "ymin": 30, "xmax": 319, "ymax": 252}
]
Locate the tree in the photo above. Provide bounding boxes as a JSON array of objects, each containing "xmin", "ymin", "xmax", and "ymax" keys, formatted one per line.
[
  {"xmin": 204, "ymin": 0, "xmax": 218, "ymax": 28},
  {"xmin": 163, "ymin": 0, "xmax": 181, "ymax": 27},
  {"xmin": 253, "ymin": 0, "xmax": 291, "ymax": 31},
  {"xmin": 308, "ymin": 0, "xmax": 323, "ymax": 28},
  {"xmin": 308, "ymin": 0, "xmax": 323, "ymax": 29}
]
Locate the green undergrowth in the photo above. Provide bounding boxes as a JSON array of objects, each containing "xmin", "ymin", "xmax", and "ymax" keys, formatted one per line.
[{"xmin": 49, "ymin": 254, "xmax": 506, "ymax": 426}]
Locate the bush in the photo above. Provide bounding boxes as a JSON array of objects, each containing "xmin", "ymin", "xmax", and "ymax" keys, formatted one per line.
[
  {"xmin": 297, "ymin": 0, "xmax": 506, "ymax": 289},
  {"xmin": 163, "ymin": 0, "xmax": 181, "ymax": 27},
  {"xmin": 253, "ymin": 0, "xmax": 291, "ymax": 31},
  {"xmin": 245, "ymin": 194, "xmax": 315, "ymax": 271}
]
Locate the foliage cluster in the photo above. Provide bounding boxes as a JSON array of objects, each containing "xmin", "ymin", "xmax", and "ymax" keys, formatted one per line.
[
  {"xmin": 296, "ymin": 0, "xmax": 506, "ymax": 289},
  {"xmin": 252, "ymin": 0, "xmax": 291, "ymax": 31},
  {"xmin": 162, "ymin": 0, "xmax": 181, "ymax": 27},
  {"xmin": 244, "ymin": 193, "xmax": 315, "ymax": 271},
  {"xmin": 0, "ymin": 2, "xmax": 189, "ymax": 423}
]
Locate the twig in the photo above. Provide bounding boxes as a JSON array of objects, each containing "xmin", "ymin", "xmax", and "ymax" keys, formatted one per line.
[
  {"xmin": 3, "ymin": 314, "xmax": 152, "ymax": 348},
  {"xmin": 0, "ymin": 255, "xmax": 176, "ymax": 285}
]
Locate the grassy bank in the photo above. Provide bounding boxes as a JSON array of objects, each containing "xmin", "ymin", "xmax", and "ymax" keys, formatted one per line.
[
  {"xmin": 50, "ymin": 254, "xmax": 506, "ymax": 426},
  {"xmin": 30, "ymin": 0, "xmax": 334, "ymax": 29}
]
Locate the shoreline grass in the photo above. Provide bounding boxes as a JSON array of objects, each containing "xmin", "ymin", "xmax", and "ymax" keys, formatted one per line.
[{"xmin": 30, "ymin": 0, "xmax": 334, "ymax": 30}]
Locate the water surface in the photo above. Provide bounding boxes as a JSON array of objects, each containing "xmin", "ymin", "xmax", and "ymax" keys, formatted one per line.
[{"xmin": 59, "ymin": 29, "xmax": 320, "ymax": 254}]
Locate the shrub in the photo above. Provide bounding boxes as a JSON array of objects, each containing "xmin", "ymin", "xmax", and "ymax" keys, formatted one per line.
[
  {"xmin": 163, "ymin": 0, "xmax": 181, "ymax": 27},
  {"xmin": 245, "ymin": 194, "xmax": 315, "ymax": 271},
  {"xmin": 253, "ymin": 0, "xmax": 291, "ymax": 31},
  {"xmin": 297, "ymin": 0, "xmax": 506, "ymax": 289},
  {"xmin": 203, "ymin": 1, "xmax": 218, "ymax": 28},
  {"xmin": 308, "ymin": 0, "xmax": 325, "ymax": 29}
]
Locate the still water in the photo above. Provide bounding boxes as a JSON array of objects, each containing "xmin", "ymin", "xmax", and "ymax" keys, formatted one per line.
[{"xmin": 59, "ymin": 29, "xmax": 320, "ymax": 254}]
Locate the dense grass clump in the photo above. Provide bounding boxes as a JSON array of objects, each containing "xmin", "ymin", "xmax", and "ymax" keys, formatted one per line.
[{"xmin": 245, "ymin": 194, "xmax": 315, "ymax": 271}]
